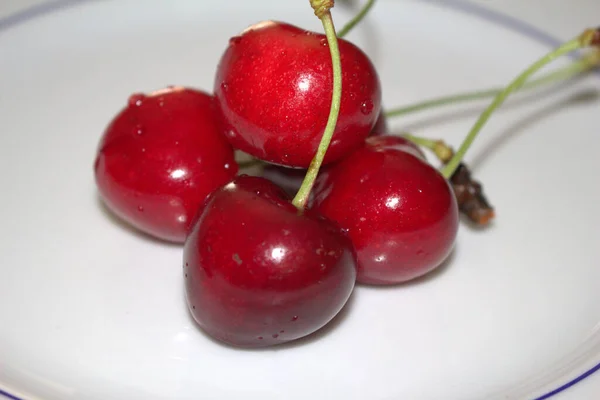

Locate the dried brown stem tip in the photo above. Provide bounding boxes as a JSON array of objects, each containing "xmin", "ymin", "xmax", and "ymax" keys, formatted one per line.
[
  {"xmin": 310, "ymin": 0, "xmax": 334, "ymax": 19},
  {"xmin": 449, "ymin": 163, "xmax": 495, "ymax": 226},
  {"xmin": 593, "ymin": 27, "xmax": 600, "ymax": 46},
  {"xmin": 580, "ymin": 27, "xmax": 600, "ymax": 47}
]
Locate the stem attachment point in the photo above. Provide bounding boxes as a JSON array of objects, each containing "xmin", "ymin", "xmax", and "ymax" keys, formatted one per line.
[
  {"xmin": 310, "ymin": 0, "xmax": 334, "ymax": 19},
  {"xmin": 580, "ymin": 27, "xmax": 600, "ymax": 47}
]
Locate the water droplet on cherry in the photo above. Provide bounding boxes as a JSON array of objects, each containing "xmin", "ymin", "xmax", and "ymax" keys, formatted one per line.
[
  {"xmin": 360, "ymin": 100, "xmax": 374, "ymax": 115},
  {"xmin": 137, "ymin": 205, "xmax": 144, "ymax": 212},
  {"xmin": 220, "ymin": 82, "xmax": 229, "ymax": 92},
  {"xmin": 133, "ymin": 124, "xmax": 144, "ymax": 136},
  {"xmin": 291, "ymin": 316, "xmax": 298, "ymax": 322},
  {"xmin": 128, "ymin": 93, "xmax": 146, "ymax": 107},
  {"xmin": 272, "ymin": 333, "xmax": 279, "ymax": 339}
]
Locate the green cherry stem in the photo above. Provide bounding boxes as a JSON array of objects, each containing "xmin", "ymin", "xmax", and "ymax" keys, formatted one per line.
[
  {"xmin": 385, "ymin": 49, "xmax": 600, "ymax": 118},
  {"xmin": 292, "ymin": 2, "xmax": 342, "ymax": 210},
  {"xmin": 441, "ymin": 30, "xmax": 599, "ymax": 179},
  {"xmin": 403, "ymin": 133, "xmax": 454, "ymax": 163},
  {"xmin": 337, "ymin": 0, "xmax": 375, "ymax": 38}
]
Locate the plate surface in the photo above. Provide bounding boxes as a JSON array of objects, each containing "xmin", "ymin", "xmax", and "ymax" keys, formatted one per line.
[{"xmin": 1, "ymin": 1, "xmax": 599, "ymax": 399}]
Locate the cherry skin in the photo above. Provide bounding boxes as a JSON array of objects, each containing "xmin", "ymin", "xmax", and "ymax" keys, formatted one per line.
[
  {"xmin": 311, "ymin": 135, "xmax": 458, "ymax": 285},
  {"xmin": 94, "ymin": 87, "xmax": 238, "ymax": 243},
  {"xmin": 184, "ymin": 175, "xmax": 357, "ymax": 348},
  {"xmin": 214, "ymin": 20, "xmax": 382, "ymax": 168}
]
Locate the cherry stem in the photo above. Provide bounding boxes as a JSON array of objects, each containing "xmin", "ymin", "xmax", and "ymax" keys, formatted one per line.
[
  {"xmin": 385, "ymin": 49, "xmax": 600, "ymax": 118},
  {"xmin": 441, "ymin": 33, "xmax": 594, "ymax": 179},
  {"xmin": 292, "ymin": 6, "xmax": 342, "ymax": 210},
  {"xmin": 337, "ymin": 0, "xmax": 375, "ymax": 38},
  {"xmin": 403, "ymin": 133, "xmax": 454, "ymax": 163}
]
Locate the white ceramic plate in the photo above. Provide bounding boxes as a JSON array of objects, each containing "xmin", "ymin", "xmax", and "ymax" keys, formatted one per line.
[{"xmin": 1, "ymin": 1, "xmax": 599, "ymax": 399}]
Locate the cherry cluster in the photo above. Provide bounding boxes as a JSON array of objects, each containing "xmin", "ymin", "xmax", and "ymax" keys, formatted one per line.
[{"xmin": 93, "ymin": 1, "xmax": 600, "ymax": 348}]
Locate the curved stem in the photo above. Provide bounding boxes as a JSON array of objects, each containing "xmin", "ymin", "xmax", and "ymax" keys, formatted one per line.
[
  {"xmin": 441, "ymin": 37, "xmax": 585, "ymax": 179},
  {"xmin": 292, "ymin": 9, "xmax": 342, "ymax": 209},
  {"xmin": 337, "ymin": 0, "xmax": 375, "ymax": 38},
  {"xmin": 385, "ymin": 50, "xmax": 600, "ymax": 118}
]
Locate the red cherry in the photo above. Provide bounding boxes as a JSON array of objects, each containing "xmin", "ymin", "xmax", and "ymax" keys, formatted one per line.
[
  {"xmin": 184, "ymin": 175, "xmax": 357, "ymax": 348},
  {"xmin": 312, "ymin": 135, "xmax": 458, "ymax": 285},
  {"xmin": 214, "ymin": 20, "xmax": 382, "ymax": 168},
  {"xmin": 94, "ymin": 87, "xmax": 238, "ymax": 243}
]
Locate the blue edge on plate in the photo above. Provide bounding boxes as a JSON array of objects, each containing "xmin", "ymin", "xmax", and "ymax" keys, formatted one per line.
[{"xmin": 0, "ymin": 0, "xmax": 598, "ymax": 399}]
